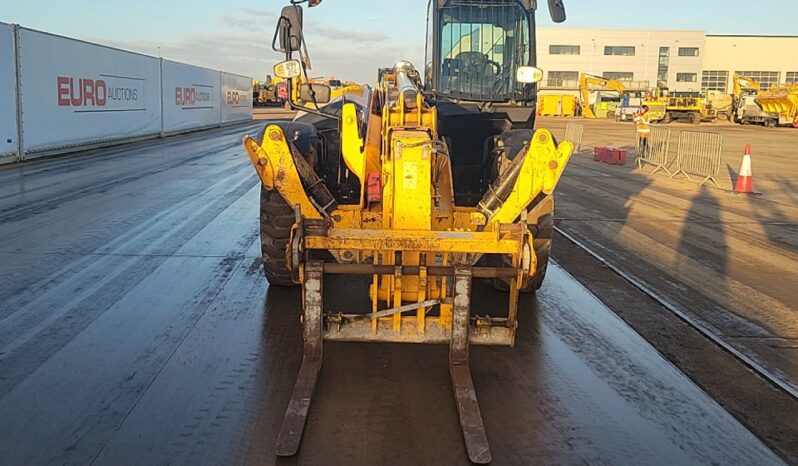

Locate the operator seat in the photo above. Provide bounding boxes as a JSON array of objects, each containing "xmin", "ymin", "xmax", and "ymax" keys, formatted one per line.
[{"xmin": 453, "ymin": 51, "xmax": 498, "ymax": 93}]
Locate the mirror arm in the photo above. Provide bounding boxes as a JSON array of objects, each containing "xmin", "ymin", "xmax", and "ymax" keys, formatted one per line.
[
  {"xmin": 283, "ymin": 62, "xmax": 340, "ymax": 123},
  {"xmin": 272, "ymin": 17, "xmax": 290, "ymax": 54},
  {"xmin": 274, "ymin": 1, "xmax": 337, "ymax": 122}
]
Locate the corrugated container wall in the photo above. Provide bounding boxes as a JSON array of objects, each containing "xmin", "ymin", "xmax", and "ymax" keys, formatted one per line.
[
  {"xmin": 161, "ymin": 60, "xmax": 222, "ymax": 134},
  {"xmin": 221, "ymin": 72, "xmax": 254, "ymax": 124},
  {"xmin": 0, "ymin": 23, "xmax": 19, "ymax": 162},
  {"xmin": 18, "ymin": 28, "xmax": 162, "ymax": 157}
]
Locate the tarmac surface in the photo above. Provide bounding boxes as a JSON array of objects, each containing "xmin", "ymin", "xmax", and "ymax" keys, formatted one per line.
[
  {"xmin": 0, "ymin": 121, "xmax": 789, "ymax": 465},
  {"xmin": 540, "ymin": 117, "xmax": 798, "ymax": 397}
]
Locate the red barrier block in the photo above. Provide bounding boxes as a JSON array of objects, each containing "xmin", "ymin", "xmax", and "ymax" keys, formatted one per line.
[
  {"xmin": 594, "ymin": 147, "xmax": 626, "ymax": 165},
  {"xmin": 606, "ymin": 148, "xmax": 627, "ymax": 165}
]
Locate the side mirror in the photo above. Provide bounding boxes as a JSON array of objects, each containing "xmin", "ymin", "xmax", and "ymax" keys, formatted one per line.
[
  {"xmin": 299, "ymin": 83, "xmax": 331, "ymax": 104},
  {"xmin": 516, "ymin": 66, "xmax": 544, "ymax": 84},
  {"xmin": 277, "ymin": 5, "xmax": 303, "ymax": 53},
  {"xmin": 548, "ymin": 0, "xmax": 566, "ymax": 23}
]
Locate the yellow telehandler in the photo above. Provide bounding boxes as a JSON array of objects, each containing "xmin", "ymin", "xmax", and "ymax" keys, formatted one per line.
[{"xmin": 242, "ymin": 1, "xmax": 573, "ymax": 462}]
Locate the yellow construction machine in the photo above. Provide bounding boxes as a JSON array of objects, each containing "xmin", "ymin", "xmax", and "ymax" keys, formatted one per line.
[
  {"xmin": 731, "ymin": 73, "xmax": 766, "ymax": 124},
  {"xmin": 755, "ymin": 84, "xmax": 798, "ymax": 128},
  {"xmin": 578, "ymin": 73, "xmax": 626, "ymax": 118},
  {"xmin": 243, "ymin": 0, "xmax": 572, "ymax": 462},
  {"xmin": 732, "ymin": 72, "xmax": 761, "ymax": 99},
  {"xmin": 657, "ymin": 89, "xmax": 717, "ymax": 124},
  {"xmin": 253, "ymin": 76, "xmax": 287, "ymax": 107}
]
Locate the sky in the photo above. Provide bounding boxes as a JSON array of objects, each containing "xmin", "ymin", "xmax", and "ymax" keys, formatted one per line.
[{"xmin": 2, "ymin": 0, "xmax": 798, "ymax": 83}]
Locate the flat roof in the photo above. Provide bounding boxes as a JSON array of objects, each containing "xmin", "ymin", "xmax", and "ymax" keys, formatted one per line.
[
  {"xmin": 706, "ymin": 34, "xmax": 798, "ymax": 38},
  {"xmin": 539, "ymin": 27, "xmax": 705, "ymax": 33},
  {"xmin": 538, "ymin": 28, "xmax": 798, "ymax": 39}
]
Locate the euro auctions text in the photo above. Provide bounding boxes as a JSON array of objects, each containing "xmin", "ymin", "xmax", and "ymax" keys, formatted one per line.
[{"xmin": 57, "ymin": 75, "xmax": 144, "ymax": 111}]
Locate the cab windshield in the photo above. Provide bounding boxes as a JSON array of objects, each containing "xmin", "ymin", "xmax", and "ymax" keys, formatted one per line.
[{"xmin": 438, "ymin": 1, "xmax": 532, "ymax": 101}]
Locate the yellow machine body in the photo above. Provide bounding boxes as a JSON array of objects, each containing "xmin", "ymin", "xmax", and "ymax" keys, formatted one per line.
[
  {"xmin": 538, "ymin": 94, "xmax": 579, "ymax": 117},
  {"xmin": 243, "ymin": 72, "xmax": 572, "ymax": 346},
  {"xmin": 578, "ymin": 73, "xmax": 627, "ymax": 119},
  {"xmin": 254, "ymin": 0, "xmax": 574, "ymax": 461},
  {"xmin": 756, "ymin": 85, "xmax": 798, "ymax": 126}
]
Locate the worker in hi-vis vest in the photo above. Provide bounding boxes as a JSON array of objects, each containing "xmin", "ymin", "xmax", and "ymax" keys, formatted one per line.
[{"xmin": 633, "ymin": 105, "xmax": 652, "ymax": 159}]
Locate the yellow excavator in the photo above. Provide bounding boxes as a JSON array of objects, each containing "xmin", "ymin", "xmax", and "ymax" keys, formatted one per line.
[
  {"xmin": 731, "ymin": 73, "xmax": 766, "ymax": 124},
  {"xmin": 578, "ymin": 73, "xmax": 626, "ymax": 119},
  {"xmin": 732, "ymin": 72, "xmax": 761, "ymax": 99},
  {"xmin": 242, "ymin": 0, "xmax": 573, "ymax": 462}
]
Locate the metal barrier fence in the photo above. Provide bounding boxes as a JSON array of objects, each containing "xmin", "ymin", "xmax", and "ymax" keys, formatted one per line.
[
  {"xmin": 564, "ymin": 122, "xmax": 584, "ymax": 152},
  {"xmin": 635, "ymin": 127, "xmax": 671, "ymax": 175},
  {"xmin": 670, "ymin": 131, "xmax": 723, "ymax": 187}
]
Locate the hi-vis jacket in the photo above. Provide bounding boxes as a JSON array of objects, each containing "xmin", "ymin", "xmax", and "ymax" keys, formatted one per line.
[{"xmin": 634, "ymin": 112, "xmax": 652, "ymax": 138}]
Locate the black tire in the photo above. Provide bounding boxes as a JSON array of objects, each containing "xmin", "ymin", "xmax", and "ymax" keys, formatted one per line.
[
  {"xmin": 525, "ymin": 214, "xmax": 552, "ymax": 292},
  {"xmin": 491, "ymin": 214, "xmax": 552, "ymax": 293},
  {"xmin": 260, "ymin": 186, "xmax": 298, "ymax": 287}
]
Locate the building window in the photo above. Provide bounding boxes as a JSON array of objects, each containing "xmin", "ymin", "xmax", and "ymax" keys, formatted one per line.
[
  {"xmin": 603, "ymin": 72, "xmax": 634, "ymax": 81},
  {"xmin": 786, "ymin": 72, "xmax": 798, "ymax": 84},
  {"xmin": 604, "ymin": 46, "xmax": 635, "ymax": 56},
  {"xmin": 676, "ymin": 73, "xmax": 697, "ymax": 83},
  {"xmin": 702, "ymin": 71, "xmax": 729, "ymax": 93},
  {"xmin": 657, "ymin": 47, "xmax": 669, "ymax": 88},
  {"xmin": 546, "ymin": 71, "xmax": 579, "ymax": 87},
  {"xmin": 549, "ymin": 45, "xmax": 580, "ymax": 55},
  {"xmin": 678, "ymin": 47, "xmax": 699, "ymax": 57},
  {"xmin": 736, "ymin": 71, "xmax": 781, "ymax": 90}
]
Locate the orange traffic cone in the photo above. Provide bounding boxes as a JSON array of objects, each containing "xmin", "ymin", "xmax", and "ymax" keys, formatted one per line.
[{"xmin": 734, "ymin": 144, "xmax": 754, "ymax": 194}]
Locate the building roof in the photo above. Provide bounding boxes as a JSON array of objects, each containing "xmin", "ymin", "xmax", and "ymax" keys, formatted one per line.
[{"xmin": 706, "ymin": 34, "xmax": 798, "ymax": 38}]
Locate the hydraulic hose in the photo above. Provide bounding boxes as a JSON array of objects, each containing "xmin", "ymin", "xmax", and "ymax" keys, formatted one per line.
[
  {"xmin": 289, "ymin": 144, "xmax": 338, "ymax": 217},
  {"xmin": 477, "ymin": 146, "xmax": 527, "ymax": 220}
]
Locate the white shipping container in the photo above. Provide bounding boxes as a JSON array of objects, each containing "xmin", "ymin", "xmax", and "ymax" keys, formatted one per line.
[
  {"xmin": 18, "ymin": 28, "xmax": 162, "ymax": 156},
  {"xmin": 221, "ymin": 72, "xmax": 253, "ymax": 124},
  {"xmin": 161, "ymin": 60, "xmax": 221, "ymax": 133},
  {"xmin": 0, "ymin": 23, "xmax": 18, "ymax": 161}
]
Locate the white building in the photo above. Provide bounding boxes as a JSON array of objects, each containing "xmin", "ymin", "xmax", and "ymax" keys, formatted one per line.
[
  {"xmin": 703, "ymin": 35, "xmax": 798, "ymax": 91},
  {"xmin": 536, "ymin": 28, "xmax": 798, "ymax": 94}
]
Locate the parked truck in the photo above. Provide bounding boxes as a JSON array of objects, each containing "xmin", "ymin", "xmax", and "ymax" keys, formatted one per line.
[
  {"xmin": 735, "ymin": 94, "xmax": 780, "ymax": 127},
  {"xmin": 615, "ymin": 90, "xmax": 666, "ymax": 123},
  {"xmin": 755, "ymin": 85, "xmax": 798, "ymax": 128}
]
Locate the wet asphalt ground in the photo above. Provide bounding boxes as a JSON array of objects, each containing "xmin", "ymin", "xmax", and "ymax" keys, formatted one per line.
[
  {"xmin": 0, "ymin": 123, "xmax": 787, "ymax": 465},
  {"xmin": 537, "ymin": 117, "xmax": 798, "ymax": 401}
]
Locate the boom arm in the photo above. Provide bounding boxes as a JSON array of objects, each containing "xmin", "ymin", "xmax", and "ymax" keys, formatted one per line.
[
  {"xmin": 733, "ymin": 73, "xmax": 760, "ymax": 98},
  {"xmin": 578, "ymin": 73, "xmax": 627, "ymax": 119}
]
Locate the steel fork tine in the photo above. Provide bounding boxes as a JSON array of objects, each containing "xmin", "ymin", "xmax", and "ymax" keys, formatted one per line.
[
  {"xmin": 275, "ymin": 261, "xmax": 324, "ymax": 457},
  {"xmin": 450, "ymin": 265, "xmax": 492, "ymax": 464}
]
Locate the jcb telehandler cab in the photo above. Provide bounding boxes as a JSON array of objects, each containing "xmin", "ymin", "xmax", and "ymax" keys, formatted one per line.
[{"xmin": 243, "ymin": 0, "xmax": 570, "ymax": 462}]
